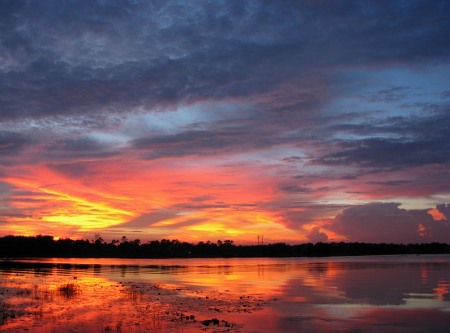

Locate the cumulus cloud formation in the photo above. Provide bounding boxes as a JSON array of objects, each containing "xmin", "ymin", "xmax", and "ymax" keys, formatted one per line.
[
  {"xmin": 330, "ymin": 203, "xmax": 450, "ymax": 243},
  {"xmin": 307, "ymin": 226, "xmax": 329, "ymax": 243}
]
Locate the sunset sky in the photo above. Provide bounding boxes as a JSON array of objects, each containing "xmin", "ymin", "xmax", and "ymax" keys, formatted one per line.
[{"xmin": 1, "ymin": 0, "xmax": 450, "ymax": 244}]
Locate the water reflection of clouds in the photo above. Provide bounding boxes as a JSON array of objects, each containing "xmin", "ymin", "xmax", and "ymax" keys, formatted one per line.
[
  {"xmin": 279, "ymin": 262, "xmax": 450, "ymax": 306},
  {"xmin": 267, "ymin": 260, "xmax": 450, "ymax": 332},
  {"xmin": 2, "ymin": 256, "xmax": 450, "ymax": 332}
]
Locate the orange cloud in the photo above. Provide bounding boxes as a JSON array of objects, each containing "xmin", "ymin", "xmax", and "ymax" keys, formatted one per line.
[{"xmin": 1, "ymin": 155, "xmax": 300, "ymax": 242}]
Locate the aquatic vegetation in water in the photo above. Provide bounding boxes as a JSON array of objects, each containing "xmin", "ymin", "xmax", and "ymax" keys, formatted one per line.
[{"xmin": 58, "ymin": 282, "xmax": 80, "ymax": 299}]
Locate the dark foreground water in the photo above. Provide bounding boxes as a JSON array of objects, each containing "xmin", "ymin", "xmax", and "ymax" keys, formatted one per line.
[{"xmin": 1, "ymin": 255, "xmax": 449, "ymax": 332}]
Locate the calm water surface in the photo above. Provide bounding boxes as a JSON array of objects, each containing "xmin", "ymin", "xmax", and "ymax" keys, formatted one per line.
[{"xmin": 1, "ymin": 255, "xmax": 450, "ymax": 332}]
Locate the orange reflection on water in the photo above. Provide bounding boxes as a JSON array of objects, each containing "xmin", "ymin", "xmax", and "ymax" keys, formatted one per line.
[
  {"xmin": 2, "ymin": 256, "xmax": 450, "ymax": 333},
  {"xmin": 0, "ymin": 261, "xmax": 273, "ymax": 332},
  {"xmin": 0, "ymin": 272, "xmax": 134, "ymax": 332},
  {"xmin": 433, "ymin": 279, "xmax": 450, "ymax": 301}
]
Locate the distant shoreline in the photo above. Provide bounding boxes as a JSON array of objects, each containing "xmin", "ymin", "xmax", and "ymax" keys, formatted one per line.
[{"xmin": 1, "ymin": 235, "xmax": 449, "ymax": 259}]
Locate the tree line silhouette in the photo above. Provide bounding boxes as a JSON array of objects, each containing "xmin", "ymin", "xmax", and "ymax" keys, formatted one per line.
[{"xmin": 0, "ymin": 235, "xmax": 449, "ymax": 258}]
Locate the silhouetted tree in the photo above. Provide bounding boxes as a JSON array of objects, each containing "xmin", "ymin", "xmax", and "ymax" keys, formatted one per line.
[{"xmin": 1, "ymin": 235, "xmax": 450, "ymax": 258}]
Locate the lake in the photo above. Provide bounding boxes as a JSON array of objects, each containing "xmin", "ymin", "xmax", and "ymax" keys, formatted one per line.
[{"xmin": 1, "ymin": 255, "xmax": 450, "ymax": 332}]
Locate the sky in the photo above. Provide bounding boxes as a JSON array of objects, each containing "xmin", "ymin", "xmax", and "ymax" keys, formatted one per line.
[{"xmin": 1, "ymin": 0, "xmax": 450, "ymax": 244}]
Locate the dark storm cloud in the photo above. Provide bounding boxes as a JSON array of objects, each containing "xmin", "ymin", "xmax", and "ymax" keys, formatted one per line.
[
  {"xmin": 0, "ymin": 132, "xmax": 31, "ymax": 164},
  {"xmin": 43, "ymin": 137, "xmax": 119, "ymax": 161},
  {"xmin": 283, "ymin": 156, "xmax": 303, "ymax": 163},
  {"xmin": 363, "ymin": 86, "xmax": 412, "ymax": 103},
  {"xmin": 317, "ymin": 109, "xmax": 450, "ymax": 170},
  {"xmin": 1, "ymin": 0, "xmax": 449, "ymax": 168},
  {"xmin": 280, "ymin": 186, "xmax": 312, "ymax": 194},
  {"xmin": 366, "ymin": 180, "xmax": 413, "ymax": 186},
  {"xmin": 1, "ymin": 0, "xmax": 449, "ymax": 123},
  {"xmin": 51, "ymin": 137, "xmax": 106, "ymax": 152},
  {"xmin": 330, "ymin": 202, "xmax": 450, "ymax": 243},
  {"xmin": 131, "ymin": 128, "xmax": 282, "ymax": 159},
  {"xmin": 132, "ymin": 130, "xmax": 236, "ymax": 159},
  {"xmin": 319, "ymin": 137, "xmax": 450, "ymax": 170}
]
